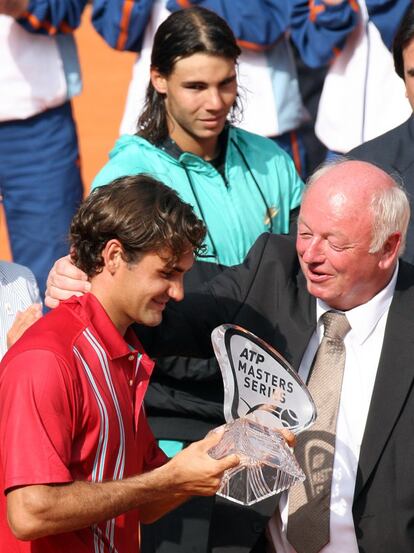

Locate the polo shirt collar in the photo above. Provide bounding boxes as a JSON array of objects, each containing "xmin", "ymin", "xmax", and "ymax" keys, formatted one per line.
[{"xmin": 74, "ymin": 293, "xmax": 143, "ymax": 360}]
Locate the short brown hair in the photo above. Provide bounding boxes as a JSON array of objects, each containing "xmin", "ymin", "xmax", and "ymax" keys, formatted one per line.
[{"xmin": 70, "ymin": 175, "xmax": 206, "ymax": 277}]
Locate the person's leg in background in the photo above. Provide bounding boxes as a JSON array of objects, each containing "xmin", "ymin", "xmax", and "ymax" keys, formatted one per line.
[{"xmin": 0, "ymin": 101, "xmax": 83, "ymax": 300}]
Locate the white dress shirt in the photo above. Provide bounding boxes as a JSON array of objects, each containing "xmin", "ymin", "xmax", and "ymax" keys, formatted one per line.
[{"xmin": 267, "ymin": 264, "xmax": 398, "ymax": 553}]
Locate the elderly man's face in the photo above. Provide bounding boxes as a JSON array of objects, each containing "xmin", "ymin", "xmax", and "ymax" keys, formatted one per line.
[
  {"xmin": 403, "ymin": 38, "xmax": 414, "ymax": 111},
  {"xmin": 296, "ymin": 163, "xmax": 399, "ymax": 311}
]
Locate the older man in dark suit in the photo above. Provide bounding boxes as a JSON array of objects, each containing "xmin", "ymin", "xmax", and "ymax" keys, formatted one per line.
[{"xmin": 45, "ymin": 159, "xmax": 412, "ymax": 553}]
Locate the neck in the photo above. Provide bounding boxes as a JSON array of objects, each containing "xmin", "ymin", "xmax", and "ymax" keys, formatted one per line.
[
  {"xmin": 90, "ymin": 279, "xmax": 130, "ymax": 336},
  {"xmin": 168, "ymin": 129, "xmax": 219, "ymax": 161}
]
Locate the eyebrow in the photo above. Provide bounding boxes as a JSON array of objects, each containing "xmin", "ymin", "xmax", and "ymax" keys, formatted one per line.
[
  {"xmin": 182, "ymin": 74, "xmax": 237, "ymax": 86},
  {"xmin": 297, "ymin": 217, "xmax": 310, "ymax": 228},
  {"xmin": 162, "ymin": 260, "xmax": 188, "ymax": 274},
  {"xmin": 297, "ymin": 219, "xmax": 349, "ymax": 241},
  {"xmin": 220, "ymin": 74, "xmax": 237, "ymax": 84}
]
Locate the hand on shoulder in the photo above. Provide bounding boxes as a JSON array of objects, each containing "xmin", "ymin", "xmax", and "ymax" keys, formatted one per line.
[{"xmin": 45, "ymin": 256, "xmax": 91, "ymax": 309}]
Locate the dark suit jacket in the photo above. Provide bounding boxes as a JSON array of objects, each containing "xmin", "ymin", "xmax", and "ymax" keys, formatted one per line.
[
  {"xmin": 139, "ymin": 233, "xmax": 414, "ymax": 553},
  {"xmin": 349, "ymin": 114, "xmax": 414, "ymax": 265}
]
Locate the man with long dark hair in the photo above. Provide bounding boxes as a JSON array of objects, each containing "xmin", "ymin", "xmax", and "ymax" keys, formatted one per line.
[
  {"xmin": 93, "ymin": 7, "xmax": 303, "ymax": 261},
  {"xmin": 92, "ymin": 0, "xmax": 313, "ymax": 177}
]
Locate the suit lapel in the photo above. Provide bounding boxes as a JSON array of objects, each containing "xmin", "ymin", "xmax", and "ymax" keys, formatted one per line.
[{"xmin": 354, "ymin": 263, "xmax": 414, "ymax": 500}]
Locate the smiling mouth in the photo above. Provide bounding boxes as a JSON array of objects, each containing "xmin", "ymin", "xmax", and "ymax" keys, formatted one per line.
[
  {"xmin": 201, "ymin": 119, "xmax": 221, "ymax": 126},
  {"xmin": 152, "ymin": 299, "xmax": 168, "ymax": 310},
  {"xmin": 200, "ymin": 115, "xmax": 226, "ymax": 123},
  {"xmin": 306, "ymin": 266, "xmax": 332, "ymax": 283}
]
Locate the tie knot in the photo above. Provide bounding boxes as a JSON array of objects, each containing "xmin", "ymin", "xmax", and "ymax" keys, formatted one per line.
[{"xmin": 321, "ymin": 311, "xmax": 351, "ymax": 340}]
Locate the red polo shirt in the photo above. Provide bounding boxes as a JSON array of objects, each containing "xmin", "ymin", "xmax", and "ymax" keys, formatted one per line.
[{"xmin": 0, "ymin": 293, "xmax": 167, "ymax": 552}]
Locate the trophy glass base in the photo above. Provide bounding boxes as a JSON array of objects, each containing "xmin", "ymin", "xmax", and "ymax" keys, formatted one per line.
[{"xmin": 209, "ymin": 418, "xmax": 305, "ymax": 506}]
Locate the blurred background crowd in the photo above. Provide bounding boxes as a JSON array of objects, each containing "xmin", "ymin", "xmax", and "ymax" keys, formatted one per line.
[{"xmin": 1, "ymin": 0, "xmax": 411, "ymax": 284}]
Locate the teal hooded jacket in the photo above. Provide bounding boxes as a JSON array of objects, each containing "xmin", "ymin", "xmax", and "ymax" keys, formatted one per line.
[{"xmin": 93, "ymin": 126, "xmax": 303, "ymax": 266}]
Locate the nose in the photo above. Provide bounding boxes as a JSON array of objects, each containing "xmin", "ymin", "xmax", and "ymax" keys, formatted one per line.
[
  {"xmin": 301, "ymin": 237, "xmax": 325, "ymax": 264},
  {"xmin": 206, "ymin": 88, "xmax": 225, "ymax": 111},
  {"xmin": 168, "ymin": 279, "xmax": 185, "ymax": 303}
]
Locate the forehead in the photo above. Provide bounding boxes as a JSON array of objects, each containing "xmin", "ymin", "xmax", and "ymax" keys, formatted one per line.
[
  {"xmin": 300, "ymin": 191, "xmax": 365, "ymax": 230},
  {"xmin": 170, "ymin": 52, "xmax": 236, "ymax": 79},
  {"xmin": 403, "ymin": 37, "xmax": 414, "ymax": 67},
  {"xmin": 299, "ymin": 168, "xmax": 376, "ymax": 237},
  {"xmin": 403, "ymin": 37, "xmax": 414, "ymax": 56},
  {"xmin": 303, "ymin": 161, "xmax": 392, "ymax": 211}
]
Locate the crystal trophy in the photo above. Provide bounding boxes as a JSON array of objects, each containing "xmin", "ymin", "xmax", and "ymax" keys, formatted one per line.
[{"xmin": 208, "ymin": 324, "xmax": 316, "ymax": 506}]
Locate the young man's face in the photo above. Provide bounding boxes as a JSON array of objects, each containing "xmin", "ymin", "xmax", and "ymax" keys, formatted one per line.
[
  {"xmin": 403, "ymin": 37, "xmax": 414, "ymax": 110},
  {"xmin": 113, "ymin": 247, "xmax": 194, "ymax": 331},
  {"xmin": 151, "ymin": 53, "xmax": 238, "ymax": 157}
]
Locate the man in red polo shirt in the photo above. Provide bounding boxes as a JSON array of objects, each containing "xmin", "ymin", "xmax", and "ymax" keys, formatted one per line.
[{"xmin": 0, "ymin": 175, "xmax": 240, "ymax": 553}]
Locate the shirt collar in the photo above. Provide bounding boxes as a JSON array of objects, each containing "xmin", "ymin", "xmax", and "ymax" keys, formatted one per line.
[
  {"xmin": 69, "ymin": 293, "xmax": 144, "ymax": 360},
  {"xmin": 157, "ymin": 125, "xmax": 229, "ymax": 165},
  {"xmin": 316, "ymin": 263, "xmax": 399, "ymax": 345}
]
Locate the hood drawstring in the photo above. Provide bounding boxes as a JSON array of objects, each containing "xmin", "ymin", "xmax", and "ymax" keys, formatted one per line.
[
  {"xmin": 181, "ymin": 137, "xmax": 274, "ymax": 262},
  {"xmin": 230, "ymin": 139, "xmax": 274, "ymax": 234},
  {"xmin": 183, "ymin": 165, "xmax": 220, "ymax": 262}
]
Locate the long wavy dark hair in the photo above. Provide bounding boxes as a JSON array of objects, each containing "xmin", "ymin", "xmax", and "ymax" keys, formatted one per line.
[{"xmin": 137, "ymin": 7, "xmax": 242, "ymax": 144}]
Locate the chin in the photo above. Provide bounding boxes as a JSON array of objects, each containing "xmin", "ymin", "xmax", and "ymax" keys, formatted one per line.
[
  {"xmin": 306, "ymin": 283, "xmax": 335, "ymax": 304},
  {"xmin": 198, "ymin": 126, "xmax": 224, "ymax": 138},
  {"xmin": 144, "ymin": 314, "xmax": 163, "ymax": 327}
]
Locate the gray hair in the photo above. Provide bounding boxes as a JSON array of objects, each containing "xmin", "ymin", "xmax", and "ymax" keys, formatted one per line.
[{"xmin": 305, "ymin": 157, "xmax": 410, "ymax": 257}]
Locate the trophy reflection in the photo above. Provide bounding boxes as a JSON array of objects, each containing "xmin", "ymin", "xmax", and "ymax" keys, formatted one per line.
[{"xmin": 208, "ymin": 324, "xmax": 316, "ymax": 506}]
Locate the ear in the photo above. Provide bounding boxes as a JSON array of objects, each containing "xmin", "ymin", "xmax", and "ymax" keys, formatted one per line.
[
  {"xmin": 101, "ymin": 239, "xmax": 125, "ymax": 275},
  {"xmin": 378, "ymin": 232, "xmax": 401, "ymax": 269},
  {"xmin": 150, "ymin": 67, "xmax": 168, "ymax": 95}
]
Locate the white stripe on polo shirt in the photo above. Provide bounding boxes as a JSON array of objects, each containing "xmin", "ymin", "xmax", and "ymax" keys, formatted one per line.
[
  {"xmin": 73, "ymin": 346, "xmax": 110, "ymax": 553},
  {"xmin": 73, "ymin": 347, "xmax": 109, "ymax": 483},
  {"xmin": 83, "ymin": 328, "xmax": 127, "ymax": 551},
  {"xmin": 84, "ymin": 328, "xmax": 126, "ymax": 481}
]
